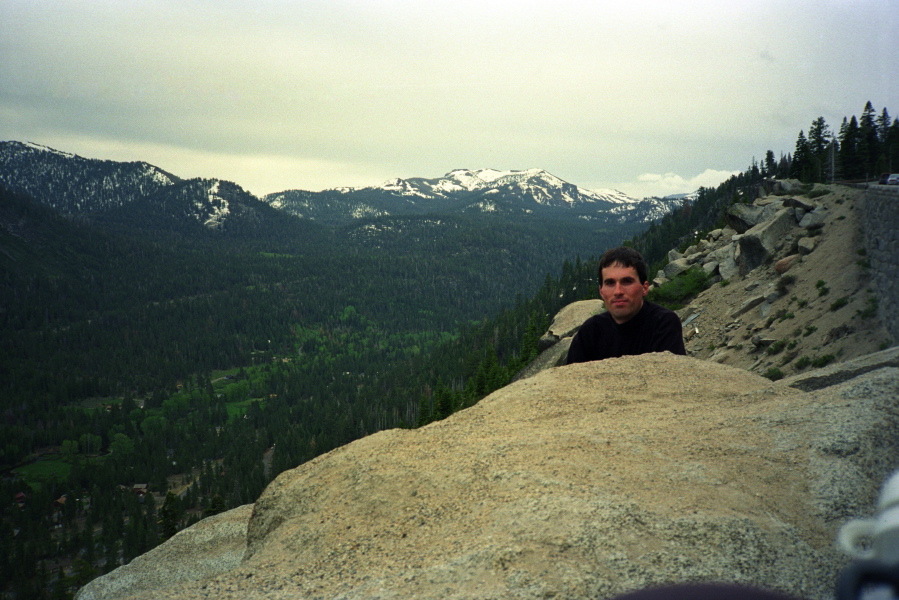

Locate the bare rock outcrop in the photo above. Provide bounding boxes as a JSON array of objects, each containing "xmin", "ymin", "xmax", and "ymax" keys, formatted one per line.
[
  {"xmin": 78, "ymin": 352, "xmax": 899, "ymax": 600},
  {"xmin": 76, "ymin": 504, "xmax": 252, "ymax": 600},
  {"xmin": 512, "ymin": 299, "xmax": 605, "ymax": 381}
]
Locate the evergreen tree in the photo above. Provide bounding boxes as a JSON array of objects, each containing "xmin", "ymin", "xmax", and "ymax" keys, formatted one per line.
[
  {"xmin": 887, "ymin": 117, "xmax": 899, "ymax": 172},
  {"xmin": 790, "ymin": 130, "xmax": 811, "ymax": 181},
  {"xmin": 203, "ymin": 494, "xmax": 227, "ymax": 518},
  {"xmin": 839, "ymin": 116, "xmax": 863, "ymax": 180},
  {"xmin": 433, "ymin": 381, "xmax": 454, "ymax": 421},
  {"xmin": 763, "ymin": 150, "xmax": 777, "ymax": 178},
  {"xmin": 807, "ymin": 117, "xmax": 832, "ymax": 182},
  {"xmin": 858, "ymin": 101, "xmax": 880, "ymax": 178},
  {"xmin": 158, "ymin": 492, "xmax": 181, "ymax": 541},
  {"xmin": 877, "ymin": 107, "xmax": 892, "ymax": 143}
]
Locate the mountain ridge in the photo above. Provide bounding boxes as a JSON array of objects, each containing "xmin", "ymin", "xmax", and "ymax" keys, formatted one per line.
[
  {"xmin": 263, "ymin": 167, "xmax": 685, "ymax": 225},
  {"xmin": 0, "ymin": 141, "xmax": 684, "ymax": 229}
]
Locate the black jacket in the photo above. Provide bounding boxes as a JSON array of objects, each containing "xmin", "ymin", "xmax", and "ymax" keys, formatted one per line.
[{"xmin": 565, "ymin": 300, "xmax": 686, "ymax": 364}]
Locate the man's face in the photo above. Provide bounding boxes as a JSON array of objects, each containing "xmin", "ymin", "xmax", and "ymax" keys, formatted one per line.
[{"xmin": 599, "ymin": 262, "xmax": 649, "ymax": 324}]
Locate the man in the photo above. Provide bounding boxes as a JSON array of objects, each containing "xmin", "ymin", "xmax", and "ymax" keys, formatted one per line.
[{"xmin": 566, "ymin": 246, "xmax": 686, "ymax": 364}]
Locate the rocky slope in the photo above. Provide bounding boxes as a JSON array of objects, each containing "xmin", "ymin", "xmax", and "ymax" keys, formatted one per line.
[
  {"xmin": 668, "ymin": 182, "xmax": 889, "ymax": 379},
  {"xmin": 76, "ymin": 182, "xmax": 899, "ymax": 600}
]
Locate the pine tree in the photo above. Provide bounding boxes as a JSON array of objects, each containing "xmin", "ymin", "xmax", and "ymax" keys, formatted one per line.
[
  {"xmin": 858, "ymin": 101, "xmax": 880, "ymax": 178},
  {"xmin": 877, "ymin": 108, "xmax": 892, "ymax": 143},
  {"xmin": 433, "ymin": 381, "xmax": 454, "ymax": 421},
  {"xmin": 790, "ymin": 131, "xmax": 811, "ymax": 181},
  {"xmin": 887, "ymin": 118, "xmax": 899, "ymax": 172},
  {"xmin": 204, "ymin": 494, "xmax": 227, "ymax": 518},
  {"xmin": 807, "ymin": 117, "xmax": 832, "ymax": 182},
  {"xmin": 158, "ymin": 492, "xmax": 181, "ymax": 540},
  {"xmin": 763, "ymin": 150, "xmax": 777, "ymax": 178},
  {"xmin": 839, "ymin": 116, "xmax": 862, "ymax": 180}
]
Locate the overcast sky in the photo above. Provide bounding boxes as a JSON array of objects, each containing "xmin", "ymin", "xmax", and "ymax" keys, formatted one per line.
[{"xmin": 1, "ymin": 0, "xmax": 896, "ymax": 199}]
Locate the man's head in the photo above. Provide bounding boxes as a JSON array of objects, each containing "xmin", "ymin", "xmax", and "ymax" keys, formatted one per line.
[{"xmin": 597, "ymin": 246, "xmax": 650, "ymax": 324}]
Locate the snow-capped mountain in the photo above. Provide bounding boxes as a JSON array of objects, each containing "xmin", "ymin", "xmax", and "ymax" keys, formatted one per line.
[
  {"xmin": 0, "ymin": 141, "xmax": 286, "ymax": 233},
  {"xmin": 0, "ymin": 141, "xmax": 178, "ymax": 213},
  {"xmin": 265, "ymin": 168, "xmax": 680, "ymax": 225},
  {"xmin": 372, "ymin": 168, "xmax": 637, "ymax": 206},
  {"xmin": 0, "ymin": 142, "xmax": 686, "ymax": 231}
]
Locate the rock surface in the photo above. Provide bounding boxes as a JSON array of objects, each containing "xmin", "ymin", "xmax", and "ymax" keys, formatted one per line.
[
  {"xmin": 78, "ymin": 351, "xmax": 899, "ymax": 600},
  {"xmin": 76, "ymin": 504, "xmax": 252, "ymax": 600}
]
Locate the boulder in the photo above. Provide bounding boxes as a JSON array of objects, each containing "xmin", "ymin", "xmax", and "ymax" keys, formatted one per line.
[
  {"xmin": 730, "ymin": 294, "xmax": 766, "ymax": 318},
  {"xmin": 518, "ymin": 300, "xmax": 604, "ymax": 380},
  {"xmin": 80, "ymin": 353, "xmax": 899, "ymax": 600},
  {"xmin": 799, "ymin": 209, "xmax": 827, "ymax": 230},
  {"xmin": 537, "ymin": 299, "xmax": 604, "ymax": 350},
  {"xmin": 706, "ymin": 244, "xmax": 738, "ymax": 280},
  {"xmin": 753, "ymin": 197, "xmax": 783, "ymax": 207},
  {"xmin": 774, "ymin": 179, "xmax": 807, "ymax": 195},
  {"xmin": 735, "ymin": 209, "xmax": 797, "ymax": 275},
  {"xmin": 663, "ymin": 258, "xmax": 692, "ymax": 279},
  {"xmin": 784, "ymin": 197, "xmax": 817, "ymax": 212},
  {"xmin": 719, "ymin": 257, "xmax": 739, "ymax": 281},
  {"xmin": 725, "ymin": 203, "xmax": 783, "ymax": 233},
  {"xmin": 707, "ymin": 228, "xmax": 725, "ymax": 241},
  {"xmin": 774, "ymin": 254, "xmax": 801, "ymax": 274},
  {"xmin": 798, "ymin": 236, "xmax": 821, "ymax": 255}
]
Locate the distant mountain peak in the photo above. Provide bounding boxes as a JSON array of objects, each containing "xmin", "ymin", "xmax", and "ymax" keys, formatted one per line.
[
  {"xmin": 262, "ymin": 167, "xmax": 685, "ymax": 225},
  {"xmin": 354, "ymin": 168, "xmax": 642, "ymax": 209},
  {"xmin": 20, "ymin": 141, "xmax": 77, "ymax": 159}
]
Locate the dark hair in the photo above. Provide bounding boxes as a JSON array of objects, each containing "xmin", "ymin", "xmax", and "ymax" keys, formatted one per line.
[{"xmin": 598, "ymin": 246, "xmax": 648, "ymax": 284}]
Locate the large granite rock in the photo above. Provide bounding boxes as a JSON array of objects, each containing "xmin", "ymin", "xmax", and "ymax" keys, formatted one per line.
[
  {"xmin": 78, "ymin": 352, "xmax": 899, "ymax": 600},
  {"xmin": 512, "ymin": 299, "xmax": 604, "ymax": 381},
  {"xmin": 537, "ymin": 299, "xmax": 604, "ymax": 351},
  {"xmin": 76, "ymin": 504, "xmax": 252, "ymax": 600},
  {"xmin": 734, "ymin": 208, "xmax": 797, "ymax": 275}
]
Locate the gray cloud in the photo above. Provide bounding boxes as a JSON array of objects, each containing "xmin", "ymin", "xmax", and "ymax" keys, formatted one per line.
[{"xmin": 1, "ymin": 0, "xmax": 896, "ymax": 198}]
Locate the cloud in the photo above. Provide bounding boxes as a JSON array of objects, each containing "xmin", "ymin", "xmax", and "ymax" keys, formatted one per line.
[
  {"xmin": 0, "ymin": 0, "xmax": 896, "ymax": 196},
  {"xmin": 617, "ymin": 169, "xmax": 741, "ymax": 199}
]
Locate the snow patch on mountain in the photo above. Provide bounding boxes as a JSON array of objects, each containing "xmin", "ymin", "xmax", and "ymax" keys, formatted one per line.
[
  {"xmin": 145, "ymin": 164, "xmax": 175, "ymax": 186},
  {"xmin": 364, "ymin": 168, "xmax": 643, "ymax": 209},
  {"xmin": 351, "ymin": 205, "xmax": 390, "ymax": 219},
  {"xmin": 381, "ymin": 178, "xmax": 427, "ymax": 199},
  {"xmin": 199, "ymin": 180, "xmax": 230, "ymax": 228},
  {"xmin": 22, "ymin": 142, "xmax": 76, "ymax": 159}
]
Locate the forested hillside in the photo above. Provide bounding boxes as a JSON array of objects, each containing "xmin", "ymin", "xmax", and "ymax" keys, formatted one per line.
[{"xmin": 1, "ymin": 101, "xmax": 895, "ymax": 599}]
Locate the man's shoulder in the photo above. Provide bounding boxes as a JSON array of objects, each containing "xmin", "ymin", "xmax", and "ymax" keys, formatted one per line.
[
  {"xmin": 643, "ymin": 300, "xmax": 679, "ymax": 320},
  {"xmin": 637, "ymin": 301, "xmax": 682, "ymax": 331},
  {"xmin": 579, "ymin": 310, "xmax": 614, "ymax": 329}
]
